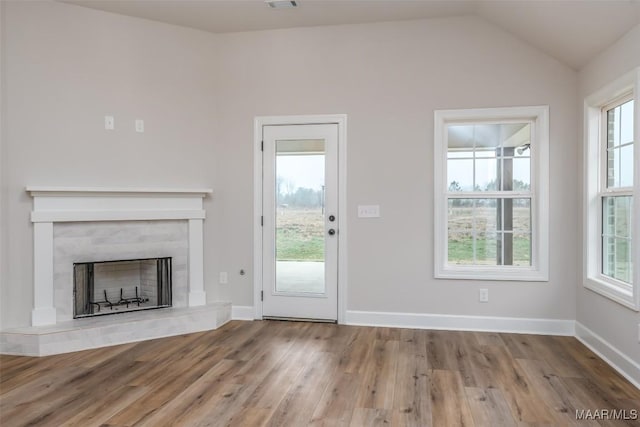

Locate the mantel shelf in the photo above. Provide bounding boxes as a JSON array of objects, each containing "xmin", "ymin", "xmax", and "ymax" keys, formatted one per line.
[
  {"xmin": 26, "ymin": 187, "xmax": 211, "ymax": 223},
  {"xmin": 26, "ymin": 186, "xmax": 213, "ymax": 197}
]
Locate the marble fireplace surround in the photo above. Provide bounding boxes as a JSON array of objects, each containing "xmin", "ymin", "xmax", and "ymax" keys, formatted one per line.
[{"xmin": 0, "ymin": 187, "xmax": 231, "ymax": 356}]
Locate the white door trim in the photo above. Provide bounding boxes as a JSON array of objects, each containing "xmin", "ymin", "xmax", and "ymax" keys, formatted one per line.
[{"xmin": 254, "ymin": 114, "xmax": 347, "ymax": 323}]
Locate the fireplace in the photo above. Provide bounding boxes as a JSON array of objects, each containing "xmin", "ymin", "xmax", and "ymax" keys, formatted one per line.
[
  {"xmin": 23, "ymin": 187, "xmax": 212, "ymax": 327},
  {"xmin": 74, "ymin": 257, "xmax": 172, "ymax": 318},
  {"xmin": 0, "ymin": 187, "xmax": 232, "ymax": 358}
]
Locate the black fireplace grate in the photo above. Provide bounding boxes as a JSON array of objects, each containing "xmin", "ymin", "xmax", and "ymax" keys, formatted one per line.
[{"xmin": 73, "ymin": 257, "xmax": 172, "ymax": 319}]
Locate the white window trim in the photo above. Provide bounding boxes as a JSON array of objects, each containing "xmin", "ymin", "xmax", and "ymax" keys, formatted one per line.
[
  {"xmin": 584, "ymin": 68, "xmax": 640, "ymax": 311},
  {"xmin": 434, "ymin": 105, "xmax": 550, "ymax": 282}
]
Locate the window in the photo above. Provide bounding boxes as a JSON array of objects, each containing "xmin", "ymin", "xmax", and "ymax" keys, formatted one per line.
[
  {"xmin": 602, "ymin": 97, "xmax": 633, "ymax": 283},
  {"xmin": 585, "ymin": 68, "xmax": 639, "ymax": 310},
  {"xmin": 434, "ymin": 106, "xmax": 549, "ymax": 281}
]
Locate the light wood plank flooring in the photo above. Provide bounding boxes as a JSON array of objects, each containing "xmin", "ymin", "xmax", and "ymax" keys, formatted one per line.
[{"xmin": 1, "ymin": 320, "xmax": 639, "ymax": 426}]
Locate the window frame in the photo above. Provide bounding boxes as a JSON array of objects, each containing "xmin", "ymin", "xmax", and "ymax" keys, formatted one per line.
[
  {"xmin": 434, "ymin": 106, "xmax": 549, "ymax": 281},
  {"xmin": 584, "ymin": 68, "xmax": 640, "ymax": 310}
]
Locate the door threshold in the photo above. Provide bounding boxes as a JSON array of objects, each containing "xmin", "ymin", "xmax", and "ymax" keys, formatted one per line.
[{"xmin": 263, "ymin": 316, "xmax": 337, "ymax": 324}]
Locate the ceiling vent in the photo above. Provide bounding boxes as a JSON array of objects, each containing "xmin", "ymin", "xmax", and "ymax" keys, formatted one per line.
[{"xmin": 265, "ymin": 0, "xmax": 298, "ymax": 9}]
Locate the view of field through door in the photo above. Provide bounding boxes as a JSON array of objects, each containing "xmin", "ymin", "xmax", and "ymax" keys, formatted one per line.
[{"xmin": 262, "ymin": 124, "xmax": 338, "ymax": 321}]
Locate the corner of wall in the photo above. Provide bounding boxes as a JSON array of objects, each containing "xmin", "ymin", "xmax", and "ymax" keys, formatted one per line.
[
  {"xmin": 575, "ymin": 21, "xmax": 640, "ymax": 385},
  {"xmin": 575, "ymin": 322, "xmax": 640, "ymax": 389},
  {"xmin": 578, "ymin": 23, "xmax": 640, "ymax": 95}
]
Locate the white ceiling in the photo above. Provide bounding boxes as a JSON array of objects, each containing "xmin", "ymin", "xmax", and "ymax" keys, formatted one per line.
[{"xmin": 62, "ymin": 0, "xmax": 640, "ymax": 70}]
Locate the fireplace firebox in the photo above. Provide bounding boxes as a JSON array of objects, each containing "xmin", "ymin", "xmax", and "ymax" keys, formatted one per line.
[{"xmin": 73, "ymin": 257, "xmax": 172, "ymax": 318}]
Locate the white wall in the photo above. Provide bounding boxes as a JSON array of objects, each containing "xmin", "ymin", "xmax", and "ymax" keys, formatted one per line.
[
  {"xmin": 0, "ymin": 1, "xmax": 6, "ymax": 330},
  {"xmin": 2, "ymin": 1, "xmax": 581, "ymax": 329},
  {"xmin": 578, "ymin": 24, "xmax": 640, "ymax": 366},
  {"xmin": 1, "ymin": 1, "xmax": 218, "ymax": 328},
  {"xmin": 213, "ymin": 17, "xmax": 579, "ymax": 321}
]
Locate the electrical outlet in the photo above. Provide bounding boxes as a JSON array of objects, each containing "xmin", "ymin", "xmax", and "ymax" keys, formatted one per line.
[
  {"xmin": 104, "ymin": 115, "xmax": 114, "ymax": 130},
  {"xmin": 479, "ymin": 288, "xmax": 489, "ymax": 303},
  {"xmin": 219, "ymin": 272, "xmax": 228, "ymax": 284}
]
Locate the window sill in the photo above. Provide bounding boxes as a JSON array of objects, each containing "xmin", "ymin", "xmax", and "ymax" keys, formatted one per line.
[
  {"xmin": 584, "ymin": 277, "xmax": 639, "ymax": 311},
  {"xmin": 435, "ymin": 266, "xmax": 548, "ymax": 282}
]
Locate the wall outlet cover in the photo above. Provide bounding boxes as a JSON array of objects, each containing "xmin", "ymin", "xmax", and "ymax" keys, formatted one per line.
[
  {"xmin": 479, "ymin": 288, "xmax": 489, "ymax": 303},
  {"xmin": 104, "ymin": 115, "xmax": 114, "ymax": 130}
]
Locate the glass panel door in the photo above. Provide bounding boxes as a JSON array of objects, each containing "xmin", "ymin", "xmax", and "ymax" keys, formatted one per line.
[
  {"xmin": 262, "ymin": 124, "xmax": 338, "ymax": 321},
  {"xmin": 275, "ymin": 139, "xmax": 326, "ymax": 294}
]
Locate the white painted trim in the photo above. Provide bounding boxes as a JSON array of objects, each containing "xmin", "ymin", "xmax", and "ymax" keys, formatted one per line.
[
  {"xmin": 337, "ymin": 117, "xmax": 348, "ymax": 325},
  {"xmin": 635, "ymin": 70, "xmax": 640, "ymax": 311},
  {"xmin": 434, "ymin": 267, "xmax": 547, "ymax": 282},
  {"xmin": 253, "ymin": 118, "xmax": 263, "ymax": 320},
  {"xmin": 584, "ymin": 277, "xmax": 636, "ymax": 311},
  {"xmin": 29, "ymin": 188, "xmax": 210, "ymax": 213},
  {"xmin": 433, "ymin": 105, "xmax": 550, "ymax": 282},
  {"xmin": 253, "ymin": 114, "xmax": 347, "ymax": 323},
  {"xmin": 583, "ymin": 67, "xmax": 640, "ymax": 311},
  {"xmin": 232, "ymin": 306, "xmax": 255, "ymax": 321},
  {"xmin": 575, "ymin": 322, "xmax": 640, "ymax": 389},
  {"xmin": 31, "ymin": 210, "xmax": 206, "ymax": 223},
  {"xmin": 345, "ymin": 310, "xmax": 575, "ymax": 336},
  {"xmin": 31, "ymin": 308, "xmax": 57, "ymax": 328},
  {"xmin": 27, "ymin": 188, "xmax": 211, "ymax": 325},
  {"xmin": 32, "ymin": 222, "xmax": 55, "ymax": 326},
  {"xmin": 26, "ymin": 186, "xmax": 212, "ymax": 196},
  {"xmin": 188, "ymin": 219, "xmax": 206, "ymax": 307}
]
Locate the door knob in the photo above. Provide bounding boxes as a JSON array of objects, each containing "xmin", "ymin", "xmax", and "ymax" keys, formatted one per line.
[{"xmin": 328, "ymin": 229, "xmax": 336, "ymax": 236}]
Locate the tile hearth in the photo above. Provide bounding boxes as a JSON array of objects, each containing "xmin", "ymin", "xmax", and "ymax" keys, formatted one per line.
[{"xmin": 0, "ymin": 302, "xmax": 231, "ymax": 356}]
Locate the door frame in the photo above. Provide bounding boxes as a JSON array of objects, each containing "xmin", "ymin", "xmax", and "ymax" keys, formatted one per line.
[{"xmin": 253, "ymin": 114, "xmax": 347, "ymax": 323}]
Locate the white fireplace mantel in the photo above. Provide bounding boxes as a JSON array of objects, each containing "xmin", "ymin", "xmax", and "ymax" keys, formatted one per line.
[{"xmin": 27, "ymin": 186, "xmax": 213, "ymax": 326}]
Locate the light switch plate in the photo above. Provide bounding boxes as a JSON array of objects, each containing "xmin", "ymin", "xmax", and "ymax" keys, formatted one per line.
[
  {"xmin": 135, "ymin": 119, "xmax": 144, "ymax": 133},
  {"xmin": 358, "ymin": 205, "xmax": 380, "ymax": 218}
]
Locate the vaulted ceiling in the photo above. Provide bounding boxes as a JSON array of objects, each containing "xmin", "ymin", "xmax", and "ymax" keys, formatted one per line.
[{"xmin": 63, "ymin": 0, "xmax": 640, "ymax": 70}]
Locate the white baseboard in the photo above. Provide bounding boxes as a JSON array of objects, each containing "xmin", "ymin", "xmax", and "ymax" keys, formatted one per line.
[
  {"xmin": 232, "ymin": 305, "xmax": 255, "ymax": 321},
  {"xmin": 575, "ymin": 322, "xmax": 640, "ymax": 389},
  {"xmin": 230, "ymin": 308, "xmax": 638, "ymax": 388},
  {"xmin": 345, "ymin": 310, "xmax": 575, "ymax": 336}
]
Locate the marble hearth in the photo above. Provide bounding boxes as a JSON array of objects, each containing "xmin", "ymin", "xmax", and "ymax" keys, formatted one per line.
[{"xmin": 0, "ymin": 187, "xmax": 231, "ymax": 356}]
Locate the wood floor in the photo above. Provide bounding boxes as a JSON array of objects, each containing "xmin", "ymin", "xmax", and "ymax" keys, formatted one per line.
[{"xmin": 1, "ymin": 320, "xmax": 639, "ymax": 426}]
